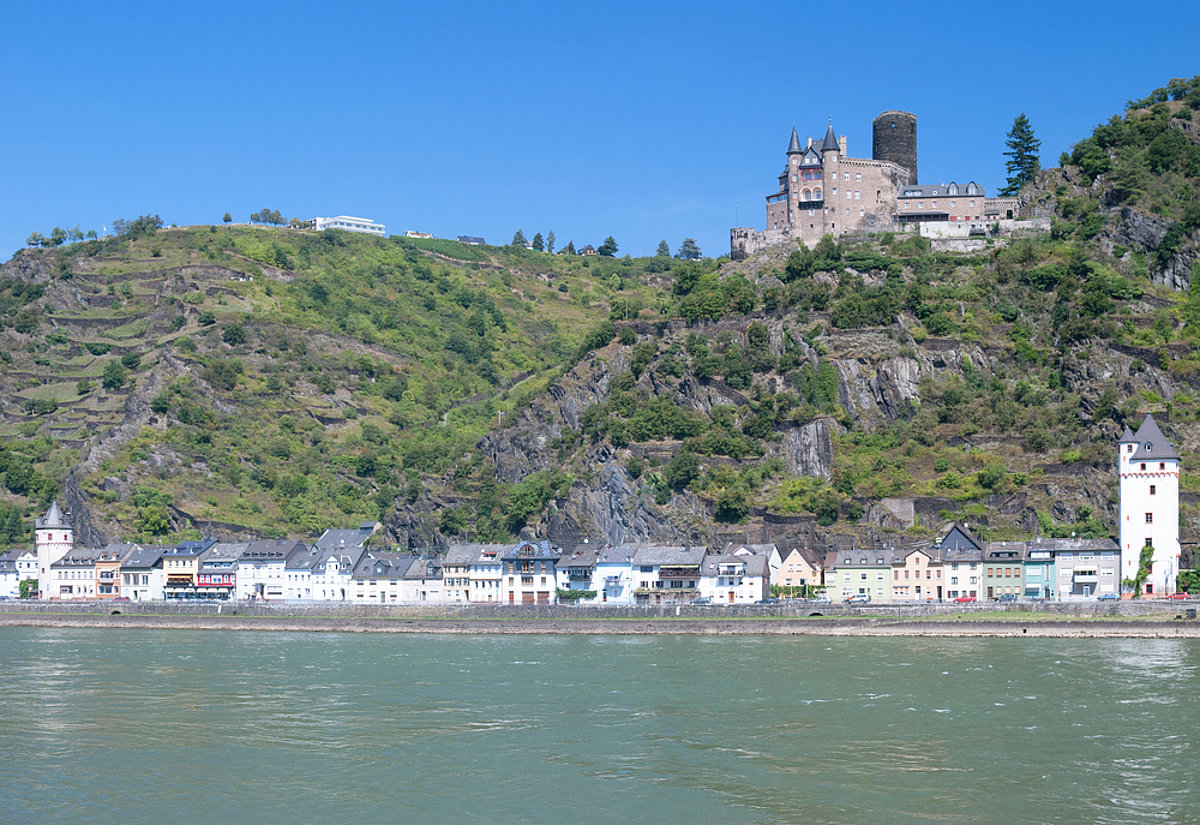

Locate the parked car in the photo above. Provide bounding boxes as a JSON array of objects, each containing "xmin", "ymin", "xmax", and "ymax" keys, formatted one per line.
[
  {"xmin": 953, "ymin": 595, "xmax": 977, "ymax": 604},
  {"xmin": 1165, "ymin": 592, "xmax": 1191, "ymax": 600},
  {"xmin": 844, "ymin": 593, "xmax": 871, "ymax": 604},
  {"xmin": 997, "ymin": 593, "xmax": 1017, "ymax": 603},
  {"xmin": 1097, "ymin": 593, "xmax": 1120, "ymax": 601},
  {"xmin": 754, "ymin": 597, "xmax": 780, "ymax": 605},
  {"xmin": 693, "ymin": 597, "xmax": 712, "ymax": 605},
  {"xmin": 811, "ymin": 596, "xmax": 832, "ymax": 605}
]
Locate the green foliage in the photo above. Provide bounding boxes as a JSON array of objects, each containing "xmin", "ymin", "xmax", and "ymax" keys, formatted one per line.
[
  {"xmin": 101, "ymin": 359, "xmax": 128, "ymax": 390},
  {"xmin": 1000, "ymin": 114, "xmax": 1041, "ymax": 195}
]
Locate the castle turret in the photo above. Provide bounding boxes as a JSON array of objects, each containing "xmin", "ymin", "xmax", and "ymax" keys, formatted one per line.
[
  {"xmin": 35, "ymin": 501, "xmax": 74, "ymax": 599},
  {"xmin": 1118, "ymin": 415, "xmax": 1180, "ymax": 595},
  {"xmin": 787, "ymin": 126, "xmax": 802, "ymax": 155},
  {"xmin": 872, "ymin": 110, "xmax": 917, "ymax": 185}
]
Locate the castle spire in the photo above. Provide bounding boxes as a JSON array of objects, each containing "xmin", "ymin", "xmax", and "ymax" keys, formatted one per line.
[
  {"xmin": 820, "ymin": 119, "xmax": 839, "ymax": 153},
  {"xmin": 787, "ymin": 125, "xmax": 802, "ymax": 154}
]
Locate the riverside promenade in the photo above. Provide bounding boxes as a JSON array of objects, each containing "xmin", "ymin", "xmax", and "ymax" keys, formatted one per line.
[{"xmin": 2, "ymin": 601, "xmax": 1198, "ymax": 637}]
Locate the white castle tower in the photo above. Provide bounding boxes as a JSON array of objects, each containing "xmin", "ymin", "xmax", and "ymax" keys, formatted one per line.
[
  {"xmin": 1118, "ymin": 415, "xmax": 1181, "ymax": 595},
  {"xmin": 35, "ymin": 501, "xmax": 74, "ymax": 600}
]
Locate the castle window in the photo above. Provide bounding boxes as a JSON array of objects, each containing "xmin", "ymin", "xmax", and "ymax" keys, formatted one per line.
[
  {"xmin": 860, "ymin": 209, "xmax": 864, "ymax": 216},
  {"xmin": 1127, "ymin": 445, "xmax": 1133, "ymax": 453},
  {"xmin": 1160, "ymin": 462, "xmax": 1165, "ymax": 470},
  {"xmin": 856, "ymin": 173, "xmax": 862, "ymax": 182},
  {"xmin": 855, "ymin": 190, "xmax": 861, "ymax": 199},
  {"xmin": 809, "ymin": 209, "xmax": 814, "ymax": 216},
  {"xmin": 1150, "ymin": 485, "xmax": 1156, "ymax": 495},
  {"xmin": 844, "ymin": 172, "xmax": 850, "ymax": 181},
  {"xmin": 1141, "ymin": 463, "xmax": 1146, "ymax": 471},
  {"xmin": 815, "ymin": 189, "xmax": 821, "ymax": 199},
  {"xmin": 951, "ymin": 201, "xmax": 956, "ymax": 208},
  {"xmin": 1145, "ymin": 513, "xmax": 1153, "ymax": 524},
  {"xmin": 833, "ymin": 187, "xmax": 837, "ymax": 195},
  {"xmin": 948, "ymin": 184, "xmax": 958, "ymax": 195},
  {"xmin": 846, "ymin": 208, "xmax": 850, "ymax": 215}
]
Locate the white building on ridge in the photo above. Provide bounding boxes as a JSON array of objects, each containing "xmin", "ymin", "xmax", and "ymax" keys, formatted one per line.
[{"xmin": 308, "ymin": 215, "xmax": 386, "ymax": 236}]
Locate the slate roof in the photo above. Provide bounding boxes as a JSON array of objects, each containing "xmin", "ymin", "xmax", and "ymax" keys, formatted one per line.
[
  {"xmin": 201, "ymin": 543, "xmax": 247, "ymax": 567},
  {"xmin": 121, "ymin": 545, "xmax": 164, "ymax": 569},
  {"xmin": 898, "ymin": 181, "xmax": 984, "ymax": 198},
  {"xmin": 353, "ymin": 552, "xmax": 418, "ymax": 581},
  {"xmin": 36, "ymin": 501, "xmax": 70, "ymax": 530},
  {"xmin": 626, "ymin": 544, "xmax": 708, "ymax": 567},
  {"xmin": 500, "ymin": 540, "xmax": 561, "ymax": 562},
  {"xmin": 164, "ymin": 538, "xmax": 217, "ymax": 558},
  {"xmin": 240, "ymin": 539, "xmax": 307, "ymax": 563},
  {"xmin": 597, "ymin": 545, "xmax": 636, "ymax": 565},
  {"xmin": 313, "ymin": 526, "xmax": 376, "ymax": 553},
  {"xmin": 984, "ymin": 541, "xmax": 1028, "ymax": 561},
  {"xmin": 787, "ymin": 126, "xmax": 802, "ymax": 154},
  {"xmin": 559, "ymin": 544, "xmax": 602, "ymax": 570},
  {"xmin": 702, "ymin": 553, "xmax": 769, "ymax": 578},
  {"xmin": 820, "ymin": 121, "xmax": 839, "ymax": 152},
  {"xmin": 1129, "ymin": 414, "xmax": 1179, "ymax": 460}
]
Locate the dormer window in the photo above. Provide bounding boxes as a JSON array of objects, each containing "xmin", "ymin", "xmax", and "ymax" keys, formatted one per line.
[{"xmin": 1145, "ymin": 442, "xmax": 1153, "ymax": 453}]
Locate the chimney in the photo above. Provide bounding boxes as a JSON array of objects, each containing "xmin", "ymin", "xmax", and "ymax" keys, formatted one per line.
[{"xmin": 839, "ymin": 135, "xmax": 847, "ymax": 155}]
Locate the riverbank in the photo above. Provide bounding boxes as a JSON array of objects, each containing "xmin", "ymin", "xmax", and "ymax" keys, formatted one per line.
[{"xmin": 3, "ymin": 609, "xmax": 1200, "ymax": 637}]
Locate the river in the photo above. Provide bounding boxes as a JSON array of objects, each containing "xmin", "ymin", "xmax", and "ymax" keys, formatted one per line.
[{"xmin": 1, "ymin": 628, "xmax": 1195, "ymax": 824}]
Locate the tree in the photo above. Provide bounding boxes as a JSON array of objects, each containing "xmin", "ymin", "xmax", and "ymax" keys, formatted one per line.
[
  {"xmin": 1000, "ymin": 113, "xmax": 1041, "ymax": 196},
  {"xmin": 597, "ymin": 236, "xmax": 618, "ymax": 257},
  {"xmin": 25, "ymin": 232, "xmax": 44, "ymax": 247},
  {"xmin": 221, "ymin": 322, "xmax": 246, "ymax": 346},
  {"xmin": 49, "ymin": 227, "xmax": 67, "ymax": 247},
  {"xmin": 656, "ymin": 239, "xmax": 671, "ymax": 257},
  {"xmin": 101, "ymin": 359, "xmax": 128, "ymax": 390},
  {"xmin": 511, "ymin": 228, "xmax": 528, "ymax": 247},
  {"xmin": 546, "ymin": 230, "xmax": 555, "ymax": 254},
  {"xmin": 222, "ymin": 212, "xmax": 232, "ymax": 223},
  {"xmin": 563, "ymin": 240, "xmax": 577, "ymax": 255},
  {"xmin": 531, "ymin": 232, "xmax": 545, "ymax": 251},
  {"xmin": 678, "ymin": 238, "xmax": 701, "ymax": 259}
]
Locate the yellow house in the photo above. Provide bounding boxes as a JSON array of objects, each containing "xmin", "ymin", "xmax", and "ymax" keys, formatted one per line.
[
  {"xmin": 891, "ymin": 548, "xmax": 944, "ymax": 601},
  {"xmin": 775, "ymin": 546, "xmax": 824, "ymax": 595}
]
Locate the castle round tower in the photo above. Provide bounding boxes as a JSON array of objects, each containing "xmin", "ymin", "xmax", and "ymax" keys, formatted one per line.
[
  {"xmin": 872, "ymin": 111, "xmax": 918, "ymax": 185},
  {"xmin": 35, "ymin": 501, "xmax": 73, "ymax": 599},
  {"xmin": 1118, "ymin": 415, "xmax": 1181, "ymax": 596}
]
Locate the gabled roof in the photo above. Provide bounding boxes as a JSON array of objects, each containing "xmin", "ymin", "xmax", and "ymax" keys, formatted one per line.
[
  {"xmin": 313, "ymin": 526, "xmax": 375, "ymax": 553},
  {"xmin": 164, "ymin": 538, "xmax": 217, "ymax": 558},
  {"xmin": 559, "ymin": 544, "xmax": 602, "ymax": 569},
  {"xmin": 201, "ymin": 542, "xmax": 248, "ymax": 565},
  {"xmin": 121, "ymin": 545, "xmax": 164, "ymax": 569},
  {"xmin": 820, "ymin": 121, "xmax": 839, "ymax": 152},
  {"xmin": 597, "ymin": 545, "xmax": 636, "ymax": 565},
  {"xmin": 935, "ymin": 524, "xmax": 984, "ymax": 555},
  {"xmin": 702, "ymin": 553, "xmax": 768, "ymax": 578},
  {"xmin": 1129, "ymin": 414, "xmax": 1179, "ymax": 460}
]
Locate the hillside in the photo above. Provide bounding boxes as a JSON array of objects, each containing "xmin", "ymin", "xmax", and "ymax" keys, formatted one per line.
[{"xmin": 5, "ymin": 77, "xmax": 1200, "ymax": 558}]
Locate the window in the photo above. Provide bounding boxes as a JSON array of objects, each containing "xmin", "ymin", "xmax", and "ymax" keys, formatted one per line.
[
  {"xmin": 1141, "ymin": 463, "xmax": 1146, "ymax": 471},
  {"xmin": 1146, "ymin": 513, "xmax": 1153, "ymax": 524},
  {"xmin": 844, "ymin": 172, "xmax": 850, "ymax": 181},
  {"xmin": 1160, "ymin": 462, "xmax": 1165, "ymax": 470},
  {"xmin": 855, "ymin": 190, "xmax": 861, "ymax": 199},
  {"xmin": 856, "ymin": 173, "xmax": 862, "ymax": 182},
  {"xmin": 1150, "ymin": 485, "xmax": 1156, "ymax": 496}
]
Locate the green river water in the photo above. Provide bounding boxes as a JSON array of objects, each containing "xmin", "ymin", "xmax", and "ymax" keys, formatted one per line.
[{"xmin": 0, "ymin": 628, "xmax": 1195, "ymax": 824}]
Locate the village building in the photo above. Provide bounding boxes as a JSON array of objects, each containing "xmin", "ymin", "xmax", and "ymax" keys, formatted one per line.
[
  {"xmin": 120, "ymin": 545, "xmax": 164, "ymax": 601},
  {"xmin": 236, "ymin": 539, "xmax": 308, "ymax": 602},
  {"xmin": 35, "ymin": 501, "xmax": 73, "ymax": 599},
  {"xmin": 501, "ymin": 540, "xmax": 561, "ymax": 605}
]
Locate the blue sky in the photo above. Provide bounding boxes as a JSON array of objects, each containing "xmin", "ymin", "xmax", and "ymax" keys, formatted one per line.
[{"xmin": 2, "ymin": 1, "xmax": 1198, "ymax": 261}]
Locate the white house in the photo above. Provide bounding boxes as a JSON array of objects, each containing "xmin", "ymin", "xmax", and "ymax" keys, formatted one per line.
[
  {"xmin": 120, "ymin": 545, "xmax": 165, "ymax": 601},
  {"xmin": 1118, "ymin": 415, "xmax": 1181, "ymax": 596},
  {"xmin": 0, "ymin": 549, "xmax": 22, "ymax": 599},
  {"xmin": 468, "ymin": 545, "xmax": 505, "ymax": 604},
  {"xmin": 556, "ymin": 544, "xmax": 602, "ymax": 600},
  {"xmin": 595, "ymin": 545, "xmax": 636, "ymax": 604},
  {"xmin": 310, "ymin": 525, "xmax": 378, "ymax": 601},
  {"xmin": 308, "ymin": 215, "xmax": 386, "ymax": 236},
  {"xmin": 700, "ymin": 549, "xmax": 771, "ymax": 604},
  {"xmin": 627, "ymin": 545, "xmax": 708, "ymax": 605},
  {"xmin": 237, "ymin": 539, "xmax": 308, "ymax": 601}
]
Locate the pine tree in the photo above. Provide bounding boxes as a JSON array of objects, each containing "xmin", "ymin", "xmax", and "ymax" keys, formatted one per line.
[
  {"xmin": 531, "ymin": 232, "xmax": 544, "ymax": 251},
  {"xmin": 563, "ymin": 240, "xmax": 577, "ymax": 255},
  {"xmin": 678, "ymin": 238, "xmax": 701, "ymax": 259},
  {"xmin": 1000, "ymin": 113, "xmax": 1041, "ymax": 196},
  {"xmin": 597, "ymin": 236, "xmax": 618, "ymax": 257},
  {"xmin": 656, "ymin": 239, "xmax": 671, "ymax": 257},
  {"xmin": 511, "ymin": 229, "xmax": 528, "ymax": 247},
  {"xmin": 546, "ymin": 230, "xmax": 556, "ymax": 254}
]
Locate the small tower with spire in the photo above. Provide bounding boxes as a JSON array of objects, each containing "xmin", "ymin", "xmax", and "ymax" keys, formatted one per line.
[
  {"xmin": 35, "ymin": 501, "xmax": 74, "ymax": 599},
  {"xmin": 1118, "ymin": 415, "xmax": 1181, "ymax": 595}
]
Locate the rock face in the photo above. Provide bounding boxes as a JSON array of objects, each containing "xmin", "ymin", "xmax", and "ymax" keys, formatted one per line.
[
  {"xmin": 1102, "ymin": 207, "xmax": 1199, "ymax": 292},
  {"xmin": 768, "ymin": 419, "xmax": 837, "ymax": 480}
]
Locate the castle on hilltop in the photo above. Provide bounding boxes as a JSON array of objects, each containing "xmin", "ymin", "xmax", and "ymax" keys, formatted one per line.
[{"xmin": 731, "ymin": 111, "xmax": 1025, "ymax": 258}]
